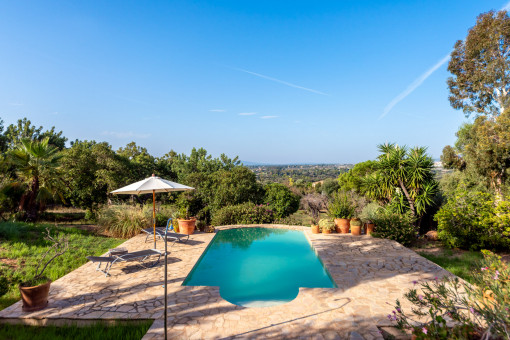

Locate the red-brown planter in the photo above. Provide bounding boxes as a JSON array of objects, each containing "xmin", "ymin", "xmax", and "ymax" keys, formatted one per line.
[
  {"xmin": 335, "ymin": 218, "xmax": 350, "ymax": 234},
  {"xmin": 19, "ymin": 280, "xmax": 51, "ymax": 312},
  {"xmin": 350, "ymin": 225, "xmax": 361, "ymax": 236},
  {"xmin": 311, "ymin": 225, "xmax": 320, "ymax": 234},
  {"xmin": 366, "ymin": 223, "xmax": 375, "ymax": 236},
  {"xmin": 322, "ymin": 229, "xmax": 332, "ymax": 234},
  {"xmin": 177, "ymin": 218, "xmax": 196, "ymax": 235}
]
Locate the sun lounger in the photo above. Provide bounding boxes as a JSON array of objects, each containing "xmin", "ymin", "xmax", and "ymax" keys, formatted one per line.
[
  {"xmin": 141, "ymin": 218, "xmax": 189, "ymax": 243},
  {"xmin": 86, "ymin": 248, "xmax": 164, "ymax": 277}
]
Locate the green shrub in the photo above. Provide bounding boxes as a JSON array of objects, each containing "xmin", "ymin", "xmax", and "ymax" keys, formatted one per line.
[
  {"xmin": 263, "ymin": 183, "xmax": 300, "ymax": 218},
  {"xmin": 435, "ymin": 191, "xmax": 510, "ymax": 250},
  {"xmin": 371, "ymin": 209, "xmax": 416, "ymax": 246},
  {"xmin": 211, "ymin": 202, "xmax": 275, "ymax": 226},
  {"xmin": 97, "ymin": 205, "xmax": 150, "ymax": 238}
]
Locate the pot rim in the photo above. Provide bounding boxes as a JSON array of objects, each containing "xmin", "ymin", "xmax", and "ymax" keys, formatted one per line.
[{"xmin": 19, "ymin": 279, "xmax": 52, "ymax": 290}]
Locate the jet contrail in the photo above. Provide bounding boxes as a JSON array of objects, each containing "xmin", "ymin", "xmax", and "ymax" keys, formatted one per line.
[
  {"xmin": 380, "ymin": 53, "xmax": 451, "ymax": 119},
  {"xmin": 233, "ymin": 68, "xmax": 329, "ymax": 96}
]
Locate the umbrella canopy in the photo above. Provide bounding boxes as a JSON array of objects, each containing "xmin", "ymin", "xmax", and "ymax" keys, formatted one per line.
[{"xmin": 111, "ymin": 175, "xmax": 194, "ymax": 195}]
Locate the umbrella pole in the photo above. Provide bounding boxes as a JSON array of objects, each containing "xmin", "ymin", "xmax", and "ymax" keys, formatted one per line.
[
  {"xmin": 164, "ymin": 233, "xmax": 168, "ymax": 340},
  {"xmin": 153, "ymin": 190, "xmax": 156, "ymax": 249}
]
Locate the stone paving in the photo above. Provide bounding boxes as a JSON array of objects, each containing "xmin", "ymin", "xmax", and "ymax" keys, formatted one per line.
[{"xmin": 0, "ymin": 225, "xmax": 452, "ymax": 339}]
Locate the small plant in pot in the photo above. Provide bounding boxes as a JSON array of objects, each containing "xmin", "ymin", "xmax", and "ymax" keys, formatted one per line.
[
  {"xmin": 350, "ymin": 218, "xmax": 362, "ymax": 236},
  {"xmin": 327, "ymin": 191, "xmax": 355, "ymax": 234},
  {"xmin": 319, "ymin": 218, "xmax": 335, "ymax": 234},
  {"xmin": 359, "ymin": 203, "xmax": 381, "ymax": 236},
  {"xmin": 19, "ymin": 228, "xmax": 69, "ymax": 312}
]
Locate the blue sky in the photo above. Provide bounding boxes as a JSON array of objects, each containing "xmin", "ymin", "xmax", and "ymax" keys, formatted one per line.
[{"xmin": 0, "ymin": 0, "xmax": 508, "ymax": 164}]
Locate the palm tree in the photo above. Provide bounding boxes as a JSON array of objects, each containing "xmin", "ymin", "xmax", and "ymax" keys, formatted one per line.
[{"xmin": 8, "ymin": 138, "xmax": 63, "ymax": 220}]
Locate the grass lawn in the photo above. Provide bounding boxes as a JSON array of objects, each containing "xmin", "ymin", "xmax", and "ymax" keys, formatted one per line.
[
  {"xmin": 0, "ymin": 221, "xmax": 124, "ymax": 310},
  {"xmin": 0, "ymin": 321, "xmax": 153, "ymax": 340},
  {"xmin": 416, "ymin": 248, "xmax": 484, "ymax": 283}
]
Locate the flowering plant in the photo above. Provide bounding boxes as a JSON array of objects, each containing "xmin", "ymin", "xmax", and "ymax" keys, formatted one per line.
[{"xmin": 390, "ymin": 251, "xmax": 509, "ymax": 339}]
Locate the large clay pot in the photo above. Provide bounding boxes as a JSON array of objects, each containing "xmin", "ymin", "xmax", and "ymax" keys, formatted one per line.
[
  {"xmin": 350, "ymin": 225, "xmax": 361, "ymax": 236},
  {"xmin": 311, "ymin": 225, "xmax": 320, "ymax": 234},
  {"xmin": 19, "ymin": 280, "xmax": 51, "ymax": 312},
  {"xmin": 177, "ymin": 218, "xmax": 196, "ymax": 235},
  {"xmin": 335, "ymin": 218, "xmax": 350, "ymax": 234},
  {"xmin": 366, "ymin": 223, "xmax": 375, "ymax": 236}
]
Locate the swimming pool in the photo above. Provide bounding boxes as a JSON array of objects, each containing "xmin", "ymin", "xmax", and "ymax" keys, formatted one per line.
[{"xmin": 182, "ymin": 227, "xmax": 336, "ymax": 307}]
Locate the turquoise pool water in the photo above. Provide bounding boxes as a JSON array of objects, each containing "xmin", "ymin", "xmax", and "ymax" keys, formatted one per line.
[{"xmin": 182, "ymin": 227, "xmax": 336, "ymax": 307}]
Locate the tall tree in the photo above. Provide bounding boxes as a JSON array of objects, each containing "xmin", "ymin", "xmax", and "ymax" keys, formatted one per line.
[
  {"xmin": 4, "ymin": 118, "xmax": 67, "ymax": 150},
  {"xmin": 448, "ymin": 10, "xmax": 510, "ymax": 117},
  {"xmin": 8, "ymin": 138, "xmax": 63, "ymax": 220},
  {"xmin": 0, "ymin": 118, "xmax": 7, "ymax": 153},
  {"xmin": 61, "ymin": 140, "xmax": 130, "ymax": 213}
]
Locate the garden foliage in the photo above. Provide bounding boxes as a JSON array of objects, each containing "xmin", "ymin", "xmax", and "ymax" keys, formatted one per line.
[
  {"xmin": 211, "ymin": 202, "xmax": 275, "ymax": 226},
  {"xmin": 391, "ymin": 251, "xmax": 510, "ymax": 339},
  {"xmin": 436, "ymin": 191, "xmax": 510, "ymax": 250},
  {"xmin": 263, "ymin": 183, "xmax": 300, "ymax": 219},
  {"xmin": 370, "ymin": 208, "xmax": 416, "ymax": 246}
]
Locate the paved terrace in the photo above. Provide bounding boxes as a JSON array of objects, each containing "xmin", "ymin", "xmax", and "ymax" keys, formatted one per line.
[{"xmin": 0, "ymin": 225, "xmax": 451, "ymax": 339}]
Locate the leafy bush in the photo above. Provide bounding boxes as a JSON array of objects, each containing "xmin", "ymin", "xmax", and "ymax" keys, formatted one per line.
[
  {"xmin": 97, "ymin": 205, "xmax": 150, "ymax": 238},
  {"xmin": 350, "ymin": 218, "xmax": 362, "ymax": 227},
  {"xmin": 390, "ymin": 250, "xmax": 510, "ymax": 339},
  {"xmin": 371, "ymin": 209, "xmax": 416, "ymax": 246},
  {"xmin": 435, "ymin": 191, "xmax": 510, "ymax": 250},
  {"xmin": 211, "ymin": 202, "xmax": 275, "ymax": 226},
  {"xmin": 327, "ymin": 191, "xmax": 356, "ymax": 218},
  {"xmin": 263, "ymin": 183, "xmax": 300, "ymax": 218}
]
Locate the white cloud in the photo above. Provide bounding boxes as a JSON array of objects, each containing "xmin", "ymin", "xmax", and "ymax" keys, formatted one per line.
[
  {"xmin": 503, "ymin": 1, "xmax": 510, "ymax": 10},
  {"xmin": 233, "ymin": 68, "xmax": 329, "ymax": 96},
  {"xmin": 102, "ymin": 131, "xmax": 151, "ymax": 139},
  {"xmin": 209, "ymin": 109, "xmax": 226, "ymax": 112},
  {"xmin": 261, "ymin": 115, "xmax": 278, "ymax": 119},
  {"xmin": 239, "ymin": 112, "xmax": 257, "ymax": 116}
]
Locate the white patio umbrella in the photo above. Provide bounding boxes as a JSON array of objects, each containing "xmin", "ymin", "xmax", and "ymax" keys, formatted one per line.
[
  {"xmin": 111, "ymin": 174, "xmax": 194, "ymax": 340},
  {"xmin": 111, "ymin": 174, "xmax": 194, "ymax": 248}
]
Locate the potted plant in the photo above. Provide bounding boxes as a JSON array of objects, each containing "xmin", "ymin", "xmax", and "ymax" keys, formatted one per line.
[
  {"xmin": 359, "ymin": 203, "xmax": 381, "ymax": 236},
  {"xmin": 327, "ymin": 192, "xmax": 355, "ymax": 234},
  {"xmin": 19, "ymin": 228, "xmax": 69, "ymax": 312},
  {"xmin": 175, "ymin": 207, "xmax": 196, "ymax": 235},
  {"xmin": 319, "ymin": 219, "xmax": 335, "ymax": 234},
  {"xmin": 350, "ymin": 218, "xmax": 362, "ymax": 236}
]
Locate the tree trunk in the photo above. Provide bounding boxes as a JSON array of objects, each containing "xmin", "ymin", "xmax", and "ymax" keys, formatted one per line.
[
  {"xmin": 25, "ymin": 177, "xmax": 40, "ymax": 221},
  {"xmin": 398, "ymin": 179, "xmax": 416, "ymax": 217}
]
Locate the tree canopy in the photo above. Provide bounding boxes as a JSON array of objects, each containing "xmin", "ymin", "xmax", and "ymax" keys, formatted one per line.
[{"xmin": 448, "ymin": 10, "xmax": 510, "ymax": 117}]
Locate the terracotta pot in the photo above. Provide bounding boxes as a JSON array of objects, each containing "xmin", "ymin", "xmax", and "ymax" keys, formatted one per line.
[
  {"xmin": 335, "ymin": 218, "xmax": 350, "ymax": 234},
  {"xmin": 311, "ymin": 225, "xmax": 320, "ymax": 234},
  {"xmin": 350, "ymin": 225, "xmax": 361, "ymax": 236},
  {"xmin": 322, "ymin": 228, "xmax": 332, "ymax": 234},
  {"xmin": 177, "ymin": 218, "xmax": 196, "ymax": 235},
  {"xmin": 19, "ymin": 280, "xmax": 51, "ymax": 312},
  {"xmin": 366, "ymin": 223, "xmax": 375, "ymax": 236}
]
